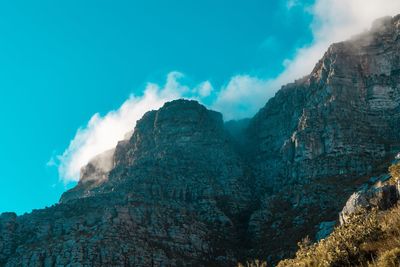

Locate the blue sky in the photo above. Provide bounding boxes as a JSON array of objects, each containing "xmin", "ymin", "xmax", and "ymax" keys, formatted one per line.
[{"xmin": 1, "ymin": 0, "xmax": 399, "ymax": 214}]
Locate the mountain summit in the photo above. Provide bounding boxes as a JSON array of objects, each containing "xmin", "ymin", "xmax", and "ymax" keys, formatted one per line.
[{"xmin": 2, "ymin": 15, "xmax": 400, "ymax": 266}]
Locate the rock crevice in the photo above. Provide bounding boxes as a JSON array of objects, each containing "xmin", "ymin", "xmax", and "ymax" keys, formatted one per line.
[{"xmin": 3, "ymin": 15, "xmax": 400, "ymax": 266}]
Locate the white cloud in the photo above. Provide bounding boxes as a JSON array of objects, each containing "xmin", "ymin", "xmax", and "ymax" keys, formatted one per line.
[
  {"xmin": 312, "ymin": 0, "xmax": 400, "ymax": 42},
  {"xmin": 55, "ymin": 0, "xmax": 400, "ymax": 182},
  {"xmin": 211, "ymin": 75, "xmax": 272, "ymax": 121},
  {"xmin": 196, "ymin": 81, "xmax": 213, "ymax": 98},
  {"xmin": 213, "ymin": 0, "xmax": 400, "ymax": 121},
  {"xmin": 276, "ymin": 0, "xmax": 400, "ymax": 86},
  {"xmin": 57, "ymin": 72, "xmax": 209, "ymax": 182}
]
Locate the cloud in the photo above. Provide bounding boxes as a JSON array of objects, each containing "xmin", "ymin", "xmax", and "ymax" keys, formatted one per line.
[
  {"xmin": 213, "ymin": 0, "xmax": 400, "ymax": 120},
  {"xmin": 55, "ymin": 0, "xmax": 400, "ymax": 182},
  {"xmin": 211, "ymin": 75, "xmax": 272, "ymax": 121},
  {"xmin": 275, "ymin": 0, "xmax": 400, "ymax": 85},
  {"xmin": 56, "ymin": 72, "xmax": 209, "ymax": 182},
  {"xmin": 312, "ymin": 0, "xmax": 400, "ymax": 41},
  {"xmin": 195, "ymin": 81, "xmax": 213, "ymax": 98}
]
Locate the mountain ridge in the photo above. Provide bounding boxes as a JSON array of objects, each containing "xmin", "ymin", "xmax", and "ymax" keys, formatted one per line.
[{"xmin": 2, "ymin": 15, "xmax": 400, "ymax": 266}]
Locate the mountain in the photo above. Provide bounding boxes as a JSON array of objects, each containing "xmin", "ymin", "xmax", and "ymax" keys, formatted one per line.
[
  {"xmin": 2, "ymin": 15, "xmax": 400, "ymax": 266},
  {"xmin": 244, "ymin": 15, "xmax": 400, "ymax": 261},
  {"xmin": 278, "ymin": 160, "xmax": 400, "ymax": 266}
]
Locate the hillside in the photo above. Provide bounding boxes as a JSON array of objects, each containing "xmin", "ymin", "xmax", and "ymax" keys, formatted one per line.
[
  {"xmin": 1, "ymin": 15, "xmax": 400, "ymax": 266},
  {"xmin": 278, "ymin": 161, "xmax": 400, "ymax": 266}
]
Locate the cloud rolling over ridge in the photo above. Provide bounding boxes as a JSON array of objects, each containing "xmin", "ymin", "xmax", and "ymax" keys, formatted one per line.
[
  {"xmin": 56, "ymin": 0, "xmax": 400, "ymax": 182},
  {"xmin": 57, "ymin": 72, "xmax": 212, "ymax": 182}
]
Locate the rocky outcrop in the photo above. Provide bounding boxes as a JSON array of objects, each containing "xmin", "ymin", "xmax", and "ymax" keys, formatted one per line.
[
  {"xmin": 339, "ymin": 173, "xmax": 400, "ymax": 225},
  {"xmin": 0, "ymin": 213, "xmax": 17, "ymax": 264},
  {"xmin": 2, "ymin": 100, "xmax": 256, "ymax": 266},
  {"xmin": 2, "ymin": 15, "xmax": 400, "ymax": 266},
  {"xmin": 60, "ymin": 148, "xmax": 115, "ymax": 203},
  {"xmin": 63, "ymin": 100, "xmax": 254, "ymax": 215},
  {"xmin": 243, "ymin": 14, "xmax": 400, "ymax": 261}
]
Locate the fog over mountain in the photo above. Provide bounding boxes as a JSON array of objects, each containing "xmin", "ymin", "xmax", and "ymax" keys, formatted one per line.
[
  {"xmin": 2, "ymin": 14, "xmax": 400, "ymax": 266},
  {"xmin": 55, "ymin": 0, "xmax": 400, "ymax": 184}
]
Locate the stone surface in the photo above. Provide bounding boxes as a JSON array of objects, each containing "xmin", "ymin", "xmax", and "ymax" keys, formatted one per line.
[
  {"xmin": 243, "ymin": 14, "xmax": 400, "ymax": 261},
  {"xmin": 2, "ymin": 15, "xmax": 400, "ymax": 266},
  {"xmin": 60, "ymin": 148, "xmax": 115, "ymax": 203},
  {"xmin": 339, "ymin": 179, "xmax": 399, "ymax": 225},
  {"xmin": 339, "ymin": 191, "xmax": 370, "ymax": 225}
]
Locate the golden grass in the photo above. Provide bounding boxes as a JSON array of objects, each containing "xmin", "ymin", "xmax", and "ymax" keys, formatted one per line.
[
  {"xmin": 237, "ymin": 163, "xmax": 400, "ymax": 267},
  {"xmin": 275, "ymin": 162, "xmax": 400, "ymax": 267},
  {"xmin": 238, "ymin": 259, "xmax": 268, "ymax": 267},
  {"xmin": 389, "ymin": 162, "xmax": 400, "ymax": 182},
  {"xmin": 276, "ymin": 203, "xmax": 400, "ymax": 267},
  {"xmin": 278, "ymin": 208, "xmax": 381, "ymax": 267}
]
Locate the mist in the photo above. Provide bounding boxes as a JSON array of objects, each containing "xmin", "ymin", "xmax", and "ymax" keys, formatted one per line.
[{"xmin": 55, "ymin": 0, "xmax": 400, "ymax": 183}]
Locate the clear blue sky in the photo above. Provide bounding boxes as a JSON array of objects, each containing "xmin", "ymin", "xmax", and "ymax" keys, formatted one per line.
[{"xmin": 0, "ymin": 0, "xmax": 314, "ymax": 214}]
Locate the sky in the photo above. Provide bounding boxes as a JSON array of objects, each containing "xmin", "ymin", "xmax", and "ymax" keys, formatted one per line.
[{"xmin": 1, "ymin": 0, "xmax": 400, "ymax": 214}]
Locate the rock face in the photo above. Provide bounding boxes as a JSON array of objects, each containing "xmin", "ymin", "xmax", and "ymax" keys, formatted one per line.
[
  {"xmin": 244, "ymin": 14, "xmax": 400, "ymax": 260},
  {"xmin": 2, "ymin": 15, "xmax": 400, "ymax": 266},
  {"xmin": 339, "ymin": 174, "xmax": 400, "ymax": 225},
  {"xmin": 2, "ymin": 100, "xmax": 255, "ymax": 266},
  {"xmin": 60, "ymin": 148, "xmax": 115, "ymax": 203}
]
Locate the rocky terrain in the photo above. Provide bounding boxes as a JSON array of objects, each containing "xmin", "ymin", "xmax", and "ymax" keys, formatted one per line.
[
  {"xmin": 1, "ymin": 15, "xmax": 400, "ymax": 266},
  {"xmin": 278, "ymin": 160, "xmax": 400, "ymax": 266}
]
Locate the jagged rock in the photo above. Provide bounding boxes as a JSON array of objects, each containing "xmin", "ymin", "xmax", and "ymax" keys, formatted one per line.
[
  {"xmin": 60, "ymin": 148, "xmax": 115, "ymax": 203},
  {"xmin": 339, "ymin": 181, "xmax": 399, "ymax": 225},
  {"xmin": 369, "ymin": 184, "xmax": 398, "ymax": 209},
  {"xmin": 0, "ymin": 213, "xmax": 17, "ymax": 264},
  {"xmin": 2, "ymin": 100, "xmax": 256, "ymax": 266},
  {"xmin": 244, "ymin": 14, "xmax": 400, "ymax": 260},
  {"xmin": 80, "ymin": 148, "xmax": 115, "ymax": 183},
  {"xmin": 3, "ymin": 15, "xmax": 400, "ymax": 266},
  {"xmin": 339, "ymin": 192, "xmax": 370, "ymax": 224}
]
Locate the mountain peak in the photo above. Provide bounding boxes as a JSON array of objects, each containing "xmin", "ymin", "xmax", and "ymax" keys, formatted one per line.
[{"xmin": 4, "ymin": 15, "xmax": 400, "ymax": 266}]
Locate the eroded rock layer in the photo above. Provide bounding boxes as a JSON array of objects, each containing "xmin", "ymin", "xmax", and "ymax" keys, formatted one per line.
[{"xmin": 2, "ymin": 15, "xmax": 400, "ymax": 266}]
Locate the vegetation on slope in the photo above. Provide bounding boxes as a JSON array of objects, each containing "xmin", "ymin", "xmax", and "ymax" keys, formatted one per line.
[{"xmin": 278, "ymin": 162, "xmax": 400, "ymax": 267}]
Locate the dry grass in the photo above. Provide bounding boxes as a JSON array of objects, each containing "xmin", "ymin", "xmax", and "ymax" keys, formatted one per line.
[
  {"xmin": 238, "ymin": 259, "xmax": 268, "ymax": 267},
  {"xmin": 238, "ymin": 163, "xmax": 400, "ymax": 267},
  {"xmin": 389, "ymin": 162, "xmax": 400, "ymax": 182},
  {"xmin": 278, "ymin": 203, "xmax": 400, "ymax": 267},
  {"xmin": 278, "ymin": 162, "xmax": 400, "ymax": 267},
  {"xmin": 277, "ymin": 201, "xmax": 400, "ymax": 267},
  {"xmin": 277, "ymin": 208, "xmax": 382, "ymax": 267}
]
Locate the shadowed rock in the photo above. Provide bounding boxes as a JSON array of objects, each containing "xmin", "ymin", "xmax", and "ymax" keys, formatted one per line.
[{"xmin": 2, "ymin": 15, "xmax": 400, "ymax": 266}]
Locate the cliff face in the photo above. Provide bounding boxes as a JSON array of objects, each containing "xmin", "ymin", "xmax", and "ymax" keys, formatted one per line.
[
  {"xmin": 2, "ymin": 100, "xmax": 255, "ymax": 266},
  {"xmin": 245, "ymin": 15, "xmax": 400, "ymax": 260},
  {"xmin": 2, "ymin": 15, "xmax": 400, "ymax": 266},
  {"xmin": 250, "ymin": 15, "xmax": 400, "ymax": 184},
  {"xmin": 278, "ymin": 160, "xmax": 400, "ymax": 266}
]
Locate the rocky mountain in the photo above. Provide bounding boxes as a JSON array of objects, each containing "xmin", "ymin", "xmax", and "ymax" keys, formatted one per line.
[
  {"xmin": 1, "ymin": 15, "xmax": 400, "ymax": 266},
  {"xmin": 278, "ymin": 160, "xmax": 400, "ymax": 266},
  {"xmin": 244, "ymin": 15, "xmax": 400, "ymax": 261}
]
